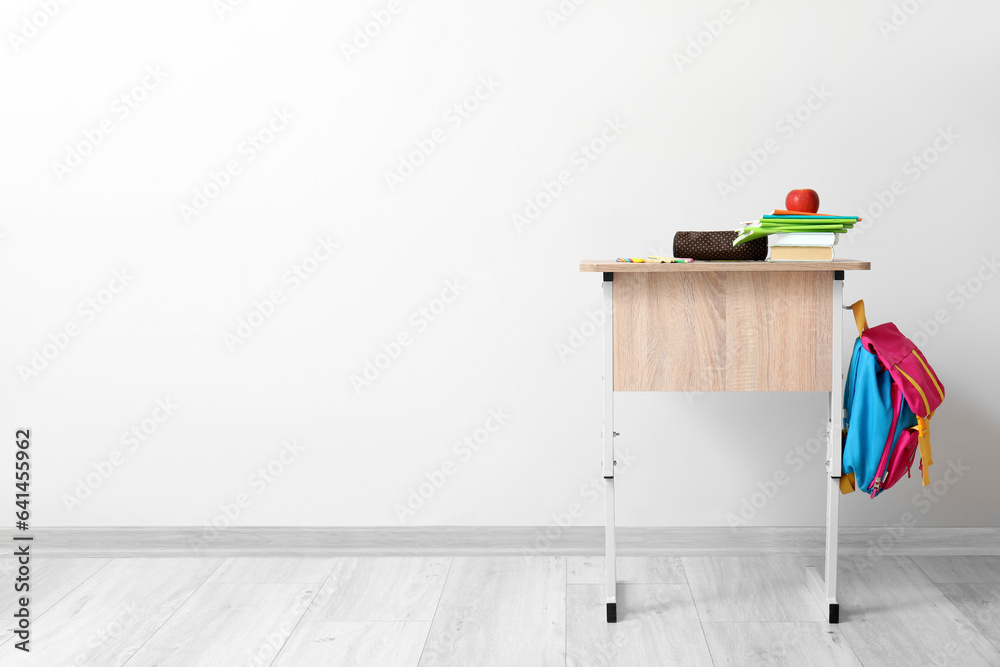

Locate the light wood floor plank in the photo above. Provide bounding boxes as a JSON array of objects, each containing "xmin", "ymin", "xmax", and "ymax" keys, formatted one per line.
[
  {"xmin": 5, "ymin": 553, "xmax": 1000, "ymax": 666},
  {"xmin": 271, "ymin": 621, "xmax": 429, "ymax": 666},
  {"xmin": 18, "ymin": 526, "xmax": 1000, "ymax": 557},
  {"xmin": 566, "ymin": 584, "xmax": 712, "ymax": 666},
  {"xmin": 206, "ymin": 557, "xmax": 337, "ymax": 584},
  {"xmin": 682, "ymin": 556, "xmax": 821, "ymax": 622},
  {"xmin": 912, "ymin": 556, "xmax": 1000, "ymax": 583},
  {"xmin": 702, "ymin": 622, "xmax": 861, "ymax": 666},
  {"xmin": 2, "ymin": 558, "xmax": 219, "ymax": 666},
  {"xmin": 937, "ymin": 584, "xmax": 1000, "ymax": 651},
  {"xmin": 419, "ymin": 557, "xmax": 564, "ymax": 667},
  {"xmin": 567, "ymin": 556, "xmax": 686, "ymax": 584},
  {"xmin": 304, "ymin": 557, "xmax": 449, "ymax": 622},
  {"xmin": 0, "ymin": 558, "xmax": 110, "ymax": 643},
  {"xmin": 836, "ymin": 556, "xmax": 1000, "ymax": 666},
  {"xmin": 125, "ymin": 581, "xmax": 317, "ymax": 666}
]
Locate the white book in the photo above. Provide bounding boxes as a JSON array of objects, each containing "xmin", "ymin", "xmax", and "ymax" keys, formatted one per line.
[{"xmin": 767, "ymin": 232, "xmax": 838, "ymax": 247}]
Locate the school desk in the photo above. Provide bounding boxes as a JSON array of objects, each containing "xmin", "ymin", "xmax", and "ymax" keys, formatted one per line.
[{"xmin": 579, "ymin": 259, "xmax": 871, "ymax": 623}]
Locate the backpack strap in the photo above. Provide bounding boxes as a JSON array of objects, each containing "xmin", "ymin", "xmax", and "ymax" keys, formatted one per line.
[
  {"xmin": 838, "ymin": 427, "xmax": 855, "ymax": 494},
  {"xmin": 916, "ymin": 414, "xmax": 934, "ymax": 486},
  {"xmin": 849, "ymin": 300, "xmax": 868, "ymax": 338},
  {"xmin": 840, "ymin": 472, "xmax": 856, "ymax": 494}
]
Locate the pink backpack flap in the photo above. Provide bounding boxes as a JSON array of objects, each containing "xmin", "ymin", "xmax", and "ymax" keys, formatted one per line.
[{"xmin": 858, "ymin": 319, "xmax": 945, "ymax": 418}]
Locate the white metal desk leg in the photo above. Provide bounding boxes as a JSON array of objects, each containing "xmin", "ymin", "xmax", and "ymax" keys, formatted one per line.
[
  {"xmin": 602, "ymin": 274, "xmax": 617, "ymax": 623},
  {"xmin": 807, "ymin": 272, "xmax": 843, "ymax": 623}
]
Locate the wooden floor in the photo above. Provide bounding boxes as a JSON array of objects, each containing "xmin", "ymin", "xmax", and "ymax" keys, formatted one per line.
[{"xmin": 2, "ymin": 555, "xmax": 999, "ymax": 666}]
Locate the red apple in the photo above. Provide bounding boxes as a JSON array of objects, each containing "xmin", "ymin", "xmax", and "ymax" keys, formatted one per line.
[{"xmin": 785, "ymin": 189, "xmax": 820, "ymax": 213}]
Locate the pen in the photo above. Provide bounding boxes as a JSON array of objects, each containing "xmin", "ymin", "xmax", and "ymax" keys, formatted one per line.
[{"xmin": 647, "ymin": 256, "xmax": 694, "ymax": 263}]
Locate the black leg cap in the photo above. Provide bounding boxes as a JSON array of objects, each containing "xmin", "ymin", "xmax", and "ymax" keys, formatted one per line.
[
  {"xmin": 829, "ymin": 603, "xmax": 839, "ymax": 624},
  {"xmin": 607, "ymin": 602, "xmax": 617, "ymax": 623}
]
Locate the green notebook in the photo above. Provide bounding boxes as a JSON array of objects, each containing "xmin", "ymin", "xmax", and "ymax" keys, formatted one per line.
[{"xmin": 734, "ymin": 224, "xmax": 851, "ymax": 245}]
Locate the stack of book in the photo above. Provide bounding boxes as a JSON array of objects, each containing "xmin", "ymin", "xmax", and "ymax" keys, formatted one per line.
[{"xmin": 733, "ymin": 209, "xmax": 860, "ymax": 262}]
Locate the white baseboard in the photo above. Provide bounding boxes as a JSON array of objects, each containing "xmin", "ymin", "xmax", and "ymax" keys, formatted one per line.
[{"xmin": 5, "ymin": 526, "xmax": 999, "ymax": 558}]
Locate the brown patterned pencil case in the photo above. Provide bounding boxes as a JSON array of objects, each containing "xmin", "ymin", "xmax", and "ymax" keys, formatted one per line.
[{"xmin": 673, "ymin": 231, "xmax": 767, "ymax": 261}]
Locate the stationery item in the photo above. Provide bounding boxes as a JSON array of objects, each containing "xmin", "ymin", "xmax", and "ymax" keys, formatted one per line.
[
  {"xmin": 735, "ymin": 223, "xmax": 852, "ymax": 245},
  {"xmin": 734, "ymin": 211, "xmax": 860, "ymax": 246},
  {"xmin": 768, "ymin": 233, "xmax": 838, "ymax": 247},
  {"xmin": 767, "ymin": 246, "xmax": 835, "ymax": 261},
  {"xmin": 770, "ymin": 210, "xmax": 862, "ymax": 218},
  {"xmin": 673, "ymin": 231, "xmax": 767, "ymax": 261},
  {"xmin": 743, "ymin": 223, "xmax": 852, "ymax": 232},
  {"xmin": 647, "ymin": 256, "xmax": 693, "ymax": 263},
  {"xmin": 761, "ymin": 215, "xmax": 859, "ymax": 221},
  {"xmin": 744, "ymin": 225, "xmax": 854, "ymax": 231},
  {"xmin": 615, "ymin": 257, "xmax": 645, "ymax": 263}
]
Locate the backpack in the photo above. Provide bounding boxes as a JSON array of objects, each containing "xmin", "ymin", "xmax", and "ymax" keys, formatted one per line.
[{"xmin": 840, "ymin": 301, "xmax": 944, "ymax": 497}]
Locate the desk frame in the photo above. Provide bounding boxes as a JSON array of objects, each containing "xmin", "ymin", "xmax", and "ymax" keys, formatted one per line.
[{"xmin": 588, "ymin": 261, "xmax": 865, "ymax": 624}]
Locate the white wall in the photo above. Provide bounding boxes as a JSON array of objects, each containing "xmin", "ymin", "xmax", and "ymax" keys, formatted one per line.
[{"xmin": 3, "ymin": 0, "xmax": 998, "ymax": 529}]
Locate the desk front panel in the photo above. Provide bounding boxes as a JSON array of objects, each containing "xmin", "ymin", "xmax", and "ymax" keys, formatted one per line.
[{"xmin": 613, "ymin": 271, "xmax": 833, "ymax": 392}]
